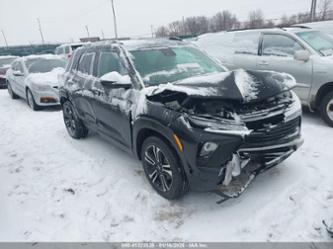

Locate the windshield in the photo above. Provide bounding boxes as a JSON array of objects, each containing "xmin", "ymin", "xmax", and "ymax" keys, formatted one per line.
[
  {"xmin": 0, "ymin": 57, "xmax": 16, "ymax": 67},
  {"xmin": 130, "ymin": 46, "xmax": 225, "ymax": 86},
  {"xmin": 26, "ymin": 58, "xmax": 66, "ymax": 73},
  {"xmin": 297, "ymin": 31, "xmax": 333, "ymax": 56}
]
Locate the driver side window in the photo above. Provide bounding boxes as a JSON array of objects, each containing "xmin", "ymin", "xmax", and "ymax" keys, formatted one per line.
[
  {"xmin": 97, "ymin": 51, "xmax": 126, "ymax": 78},
  {"xmin": 262, "ymin": 34, "xmax": 303, "ymax": 57},
  {"xmin": 77, "ymin": 52, "xmax": 95, "ymax": 75},
  {"xmin": 13, "ymin": 61, "xmax": 24, "ymax": 73}
]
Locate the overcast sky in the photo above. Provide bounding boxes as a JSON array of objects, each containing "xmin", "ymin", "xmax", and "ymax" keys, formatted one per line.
[{"xmin": 0, "ymin": 0, "xmax": 310, "ymax": 46}]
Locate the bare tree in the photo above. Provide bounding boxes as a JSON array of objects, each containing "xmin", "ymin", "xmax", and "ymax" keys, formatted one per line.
[
  {"xmin": 185, "ymin": 16, "xmax": 209, "ymax": 36},
  {"xmin": 319, "ymin": 0, "xmax": 332, "ymax": 20},
  {"xmin": 168, "ymin": 21, "xmax": 183, "ymax": 36},
  {"xmin": 279, "ymin": 14, "xmax": 290, "ymax": 26},
  {"xmin": 246, "ymin": 10, "xmax": 265, "ymax": 29},
  {"xmin": 297, "ymin": 12, "xmax": 311, "ymax": 23},
  {"xmin": 155, "ymin": 26, "xmax": 169, "ymax": 37},
  {"xmin": 211, "ymin": 11, "xmax": 238, "ymax": 32}
]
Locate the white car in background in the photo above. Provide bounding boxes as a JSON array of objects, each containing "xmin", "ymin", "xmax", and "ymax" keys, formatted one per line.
[
  {"xmin": 0, "ymin": 55, "xmax": 18, "ymax": 88},
  {"xmin": 55, "ymin": 43, "xmax": 84, "ymax": 60},
  {"xmin": 6, "ymin": 54, "xmax": 66, "ymax": 110}
]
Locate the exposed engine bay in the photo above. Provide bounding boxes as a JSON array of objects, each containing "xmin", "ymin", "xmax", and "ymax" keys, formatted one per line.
[{"xmin": 147, "ymin": 88, "xmax": 302, "ymax": 202}]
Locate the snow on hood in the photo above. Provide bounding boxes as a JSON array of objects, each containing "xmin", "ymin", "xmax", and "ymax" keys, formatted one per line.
[
  {"xmin": 26, "ymin": 67, "xmax": 65, "ymax": 87},
  {"xmin": 145, "ymin": 69, "xmax": 296, "ymax": 103}
]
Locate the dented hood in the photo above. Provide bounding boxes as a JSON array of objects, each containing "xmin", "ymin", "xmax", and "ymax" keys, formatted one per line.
[{"xmin": 145, "ymin": 69, "xmax": 296, "ymax": 103}]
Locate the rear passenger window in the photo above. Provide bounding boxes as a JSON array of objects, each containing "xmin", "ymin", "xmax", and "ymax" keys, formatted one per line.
[
  {"xmin": 262, "ymin": 34, "xmax": 303, "ymax": 57},
  {"xmin": 234, "ymin": 31, "xmax": 260, "ymax": 55},
  {"xmin": 97, "ymin": 52, "xmax": 126, "ymax": 77},
  {"xmin": 56, "ymin": 47, "xmax": 64, "ymax": 55},
  {"xmin": 78, "ymin": 53, "xmax": 95, "ymax": 75},
  {"xmin": 64, "ymin": 46, "xmax": 70, "ymax": 54}
]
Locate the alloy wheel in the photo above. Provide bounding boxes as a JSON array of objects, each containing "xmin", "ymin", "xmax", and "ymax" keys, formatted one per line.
[
  {"xmin": 7, "ymin": 83, "xmax": 13, "ymax": 96},
  {"xmin": 327, "ymin": 98, "xmax": 333, "ymax": 122},
  {"xmin": 27, "ymin": 91, "xmax": 34, "ymax": 108},
  {"xmin": 144, "ymin": 145, "xmax": 173, "ymax": 192},
  {"xmin": 63, "ymin": 105, "xmax": 77, "ymax": 136}
]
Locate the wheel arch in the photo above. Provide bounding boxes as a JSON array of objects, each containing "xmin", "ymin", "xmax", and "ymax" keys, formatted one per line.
[
  {"xmin": 135, "ymin": 126, "xmax": 179, "ymax": 161},
  {"xmin": 315, "ymin": 82, "xmax": 333, "ymax": 108}
]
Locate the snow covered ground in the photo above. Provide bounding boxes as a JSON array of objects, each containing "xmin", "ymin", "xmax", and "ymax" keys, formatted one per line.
[{"xmin": 0, "ymin": 89, "xmax": 332, "ymax": 242}]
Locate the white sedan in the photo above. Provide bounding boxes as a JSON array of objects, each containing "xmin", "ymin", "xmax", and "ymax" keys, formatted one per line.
[{"xmin": 6, "ymin": 54, "xmax": 66, "ymax": 110}]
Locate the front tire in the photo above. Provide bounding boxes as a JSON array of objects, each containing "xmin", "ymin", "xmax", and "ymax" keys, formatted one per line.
[
  {"xmin": 26, "ymin": 89, "xmax": 40, "ymax": 111},
  {"xmin": 320, "ymin": 91, "xmax": 333, "ymax": 127},
  {"xmin": 62, "ymin": 101, "xmax": 89, "ymax": 139},
  {"xmin": 141, "ymin": 136, "xmax": 187, "ymax": 200},
  {"xmin": 7, "ymin": 82, "xmax": 19, "ymax": 99}
]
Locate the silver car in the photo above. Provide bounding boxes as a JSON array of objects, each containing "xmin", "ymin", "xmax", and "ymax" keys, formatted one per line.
[
  {"xmin": 195, "ymin": 27, "xmax": 333, "ymax": 127},
  {"xmin": 6, "ymin": 54, "xmax": 66, "ymax": 110}
]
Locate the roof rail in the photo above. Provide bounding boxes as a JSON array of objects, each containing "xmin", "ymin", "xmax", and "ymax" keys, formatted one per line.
[
  {"xmin": 281, "ymin": 25, "xmax": 312, "ymax": 30},
  {"xmin": 169, "ymin": 36, "xmax": 183, "ymax": 41}
]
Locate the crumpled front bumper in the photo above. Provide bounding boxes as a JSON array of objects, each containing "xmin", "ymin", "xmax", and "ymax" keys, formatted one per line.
[{"xmin": 214, "ymin": 137, "xmax": 303, "ymax": 202}]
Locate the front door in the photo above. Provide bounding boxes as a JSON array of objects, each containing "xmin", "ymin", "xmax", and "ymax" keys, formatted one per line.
[
  {"xmin": 92, "ymin": 48, "xmax": 133, "ymax": 149},
  {"xmin": 258, "ymin": 33, "xmax": 313, "ymax": 103},
  {"xmin": 10, "ymin": 61, "xmax": 26, "ymax": 98}
]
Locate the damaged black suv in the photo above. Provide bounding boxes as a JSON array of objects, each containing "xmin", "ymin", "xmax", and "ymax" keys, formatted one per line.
[{"xmin": 60, "ymin": 39, "xmax": 303, "ymax": 200}]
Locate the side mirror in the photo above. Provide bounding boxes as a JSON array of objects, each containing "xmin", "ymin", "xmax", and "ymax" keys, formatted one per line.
[
  {"xmin": 100, "ymin": 72, "xmax": 132, "ymax": 89},
  {"xmin": 294, "ymin": 50, "xmax": 310, "ymax": 62},
  {"xmin": 13, "ymin": 71, "xmax": 24, "ymax": 77}
]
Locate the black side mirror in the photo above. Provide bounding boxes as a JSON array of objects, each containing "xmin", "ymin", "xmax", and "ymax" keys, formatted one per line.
[{"xmin": 100, "ymin": 80, "xmax": 132, "ymax": 90}]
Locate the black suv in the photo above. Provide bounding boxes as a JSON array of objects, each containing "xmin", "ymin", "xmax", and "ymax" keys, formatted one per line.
[{"xmin": 60, "ymin": 39, "xmax": 303, "ymax": 200}]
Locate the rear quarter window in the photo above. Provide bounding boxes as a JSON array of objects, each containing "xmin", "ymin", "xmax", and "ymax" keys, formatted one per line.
[{"xmin": 233, "ymin": 31, "xmax": 260, "ymax": 55}]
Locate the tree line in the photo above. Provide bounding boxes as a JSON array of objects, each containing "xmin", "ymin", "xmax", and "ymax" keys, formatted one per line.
[{"xmin": 155, "ymin": 0, "xmax": 333, "ymax": 37}]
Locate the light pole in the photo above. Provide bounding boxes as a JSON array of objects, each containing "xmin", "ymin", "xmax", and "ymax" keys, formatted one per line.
[
  {"xmin": 110, "ymin": 0, "xmax": 118, "ymax": 39},
  {"xmin": 310, "ymin": 0, "xmax": 317, "ymax": 21},
  {"xmin": 1, "ymin": 29, "xmax": 8, "ymax": 48},
  {"xmin": 37, "ymin": 18, "xmax": 45, "ymax": 44},
  {"xmin": 85, "ymin": 25, "xmax": 90, "ymax": 38}
]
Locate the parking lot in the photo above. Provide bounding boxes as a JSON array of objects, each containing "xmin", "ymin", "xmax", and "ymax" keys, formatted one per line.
[{"xmin": 0, "ymin": 89, "xmax": 332, "ymax": 242}]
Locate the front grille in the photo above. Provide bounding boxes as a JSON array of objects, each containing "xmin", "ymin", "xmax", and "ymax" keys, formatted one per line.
[{"xmin": 245, "ymin": 117, "xmax": 301, "ymax": 144}]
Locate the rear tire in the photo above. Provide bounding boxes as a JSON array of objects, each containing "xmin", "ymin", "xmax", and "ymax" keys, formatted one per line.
[
  {"xmin": 320, "ymin": 91, "xmax": 333, "ymax": 127},
  {"xmin": 26, "ymin": 89, "xmax": 40, "ymax": 111},
  {"xmin": 62, "ymin": 101, "xmax": 89, "ymax": 139},
  {"xmin": 7, "ymin": 82, "xmax": 19, "ymax": 99},
  {"xmin": 141, "ymin": 136, "xmax": 188, "ymax": 200}
]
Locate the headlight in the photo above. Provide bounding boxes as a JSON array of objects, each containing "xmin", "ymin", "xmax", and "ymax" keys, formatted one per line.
[
  {"xmin": 284, "ymin": 91, "xmax": 302, "ymax": 120},
  {"xmin": 199, "ymin": 142, "xmax": 218, "ymax": 157},
  {"xmin": 31, "ymin": 83, "xmax": 51, "ymax": 91},
  {"xmin": 188, "ymin": 115, "xmax": 244, "ymax": 131}
]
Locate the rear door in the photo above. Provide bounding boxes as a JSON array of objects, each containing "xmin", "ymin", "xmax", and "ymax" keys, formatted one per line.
[
  {"xmin": 71, "ymin": 49, "xmax": 98, "ymax": 128},
  {"xmin": 257, "ymin": 33, "xmax": 313, "ymax": 102},
  {"xmin": 231, "ymin": 31, "xmax": 260, "ymax": 70}
]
